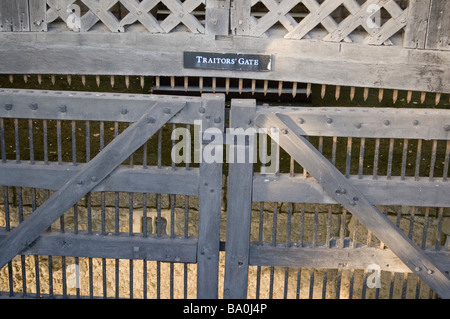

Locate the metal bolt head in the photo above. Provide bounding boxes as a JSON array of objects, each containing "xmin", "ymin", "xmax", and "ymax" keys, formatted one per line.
[
  {"xmin": 413, "ymin": 120, "xmax": 419, "ymax": 126},
  {"xmin": 384, "ymin": 120, "xmax": 390, "ymax": 126},
  {"xmin": 415, "ymin": 267, "xmax": 421, "ymax": 272},
  {"xmin": 199, "ymin": 106, "xmax": 206, "ymax": 113},
  {"xmin": 29, "ymin": 103, "xmax": 38, "ymax": 110},
  {"xmin": 214, "ymin": 117, "xmax": 221, "ymax": 123},
  {"xmin": 4, "ymin": 104, "xmax": 12, "ymax": 111},
  {"xmin": 121, "ymin": 108, "xmax": 128, "ymax": 115},
  {"xmin": 282, "ymin": 129, "xmax": 288, "ymax": 134},
  {"xmin": 298, "ymin": 118, "xmax": 304, "ymax": 124},
  {"xmin": 146, "ymin": 117, "xmax": 156, "ymax": 124},
  {"xmin": 428, "ymin": 269, "xmax": 434, "ymax": 275},
  {"xmin": 164, "ymin": 107, "xmax": 171, "ymax": 114},
  {"xmin": 444, "ymin": 125, "xmax": 450, "ymax": 132},
  {"xmin": 58, "ymin": 105, "xmax": 67, "ymax": 113},
  {"xmin": 326, "ymin": 118, "xmax": 333, "ymax": 124}
]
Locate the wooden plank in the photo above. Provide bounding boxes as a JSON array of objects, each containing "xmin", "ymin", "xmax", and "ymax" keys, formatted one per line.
[
  {"xmin": 230, "ymin": 0, "xmax": 252, "ymax": 35},
  {"xmin": 249, "ymin": 244, "xmax": 450, "ymax": 274},
  {"xmin": 426, "ymin": 0, "xmax": 450, "ymax": 51},
  {"xmin": 160, "ymin": 0, "xmax": 205, "ymax": 33},
  {"xmin": 0, "ymin": 230, "xmax": 198, "ymax": 263},
  {"xmin": 252, "ymin": 174, "xmax": 450, "ymax": 207},
  {"xmin": 0, "ymin": 101, "xmax": 186, "ymax": 271},
  {"xmin": 119, "ymin": 0, "xmax": 164, "ymax": 33},
  {"xmin": 82, "ymin": 0, "xmax": 124, "ymax": 32},
  {"xmin": 0, "ymin": 88, "xmax": 203, "ymax": 124},
  {"xmin": 196, "ymin": 94, "xmax": 225, "ymax": 299},
  {"xmin": 223, "ymin": 99, "xmax": 256, "ymax": 299},
  {"xmin": 1, "ymin": 32, "xmax": 448, "ymax": 93},
  {"xmin": 0, "ymin": 0, "xmax": 29, "ymax": 32},
  {"xmin": 404, "ymin": 0, "xmax": 431, "ymax": 49},
  {"xmin": 255, "ymin": 106, "xmax": 450, "ymax": 140},
  {"xmin": 0, "ymin": 162, "xmax": 200, "ymax": 196},
  {"xmin": 28, "ymin": 0, "xmax": 47, "ymax": 32},
  {"xmin": 205, "ymin": 0, "xmax": 230, "ymax": 37},
  {"xmin": 254, "ymin": 112, "xmax": 450, "ymax": 299}
]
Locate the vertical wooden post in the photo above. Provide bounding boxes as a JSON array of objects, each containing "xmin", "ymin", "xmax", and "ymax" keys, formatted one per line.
[
  {"xmin": 404, "ymin": 0, "xmax": 431, "ymax": 49},
  {"xmin": 205, "ymin": 0, "xmax": 230, "ymax": 37},
  {"xmin": 425, "ymin": 0, "xmax": 450, "ymax": 50},
  {"xmin": 230, "ymin": 0, "xmax": 251, "ymax": 36},
  {"xmin": 196, "ymin": 94, "xmax": 225, "ymax": 299},
  {"xmin": 0, "ymin": 0, "xmax": 30, "ymax": 32},
  {"xmin": 223, "ymin": 99, "xmax": 256, "ymax": 299},
  {"xmin": 29, "ymin": 0, "xmax": 47, "ymax": 32}
]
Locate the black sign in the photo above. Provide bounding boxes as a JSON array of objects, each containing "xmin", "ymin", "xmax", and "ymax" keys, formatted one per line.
[{"xmin": 184, "ymin": 52, "xmax": 272, "ymax": 72}]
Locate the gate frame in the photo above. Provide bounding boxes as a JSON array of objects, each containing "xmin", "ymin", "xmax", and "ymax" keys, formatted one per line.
[
  {"xmin": 224, "ymin": 99, "xmax": 450, "ymax": 299},
  {"xmin": 0, "ymin": 89, "xmax": 225, "ymax": 298}
]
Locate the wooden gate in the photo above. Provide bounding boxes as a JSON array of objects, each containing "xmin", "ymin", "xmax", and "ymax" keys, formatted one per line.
[
  {"xmin": 0, "ymin": 89, "xmax": 224, "ymax": 298},
  {"xmin": 224, "ymin": 99, "xmax": 450, "ymax": 299}
]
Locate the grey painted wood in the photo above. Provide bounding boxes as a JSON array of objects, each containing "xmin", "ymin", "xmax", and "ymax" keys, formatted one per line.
[
  {"xmin": 426, "ymin": 0, "xmax": 450, "ymax": 51},
  {"xmin": 249, "ymin": 244, "xmax": 450, "ymax": 274},
  {"xmin": 254, "ymin": 112, "xmax": 450, "ymax": 299},
  {"xmin": 253, "ymin": 174, "xmax": 450, "ymax": 207},
  {"xmin": 255, "ymin": 106, "xmax": 450, "ymax": 140},
  {"xmin": 223, "ymin": 99, "xmax": 256, "ymax": 299},
  {"xmin": 0, "ymin": 162, "xmax": 200, "ymax": 196},
  {"xmin": 0, "ymin": 101, "xmax": 186, "ymax": 271},
  {"xmin": 0, "ymin": 32, "xmax": 448, "ymax": 93},
  {"xmin": 0, "ymin": 88, "xmax": 203, "ymax": 124},
  {"xmin": 0, "ymin": 0, "xmax": 29, "ymax": 32},
  {"xmin": 404, "ymin": 0, "xmax": 431, "ymax": 49},
  {"xmin": 28, "ymin": 0, "xmax": 47, "ymax": 32},
  {"xmin": 196, "ymin": 94, "xmax": 225, "ymax": 299},
  {"xmin": 0, "ymin": 230, "xmax": 198, "ymax": 263}
]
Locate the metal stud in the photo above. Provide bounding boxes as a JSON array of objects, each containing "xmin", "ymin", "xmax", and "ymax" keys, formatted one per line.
[
  {"xmin": 58, "ymin": 105, "xmax": 67, "ymax": 113},
  {"xmin": 147, "ymin": 117, "xmax": 156, "ymax": 124},
  {"xmin": 298, "ymin": 118, "xmax": 304, "ymax": 124},
  {"xmin": 199, "ymin": 106, "xmax": 206, "ymax": 113},
  {"xmin": 384, "ymin": 120, "xmax": 390, "ymax": 126},
  {"xmin": 413, "ymin": 120, "xmax": 419, "ymax": 126},
  {"xmin": 4, "ymin": 104, "xmax": 13, "ymax": 111},
  {"xmin": 326, "ymin": 118, "xmax": 333, "ymax": 124},
  {"xmin": 445, "ymin": 125, "xmax": 450, "ymax": 132},
  {"xmin": 214, "ymin": 117, "xmax": 221, "ymax": 124},
  {"xmin": 29, "ymin": 103, "xmax": 38, "ymax": 110},
  {"xmin": 164, "ymin": 107, "xmax": 171, "ymax": 114}
]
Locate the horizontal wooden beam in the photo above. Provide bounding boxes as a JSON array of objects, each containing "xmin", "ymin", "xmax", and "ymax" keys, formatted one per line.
[
  {"xmin": 0, "ymin": 162, "xmax": 200, "ymax": 196},
  {"xmin": 0, "ymin": 88, "xmax": 205, "ymax": 125},
  {"xmin": 249, "ymin": 243, "xmax": 450, "ymax": 274},
  {"xmin": 256, "ymin": 106, "xmax": 450, "ymax": 140},
  {"xmin": 0, "ymin": 31, "xmax": 448, "ymax": 93},
  {"xmin": 253, "ymin": 174, "xmax": 450, "ymax": 207},
  {"xmin": 0, "ymin": 229, "xmax": 197, "ymax": 263}
]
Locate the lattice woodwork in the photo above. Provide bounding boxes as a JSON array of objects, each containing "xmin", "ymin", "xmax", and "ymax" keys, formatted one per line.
[
  {"xmin": 46, "ymin": 0, "xmax": 205, "ymax": 33},
  {"xmin": 245, "ymin": 0, "xmax": 408, "ymax": 44}
]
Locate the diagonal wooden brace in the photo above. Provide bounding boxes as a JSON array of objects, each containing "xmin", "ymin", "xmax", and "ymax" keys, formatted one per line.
[
  {"xmin": 254, "ymin": 112, "xmax": 450, "ymax": 299},
  {"xmin": 0, "ymin": 101, "xmax": 186, "ymax": 270}
]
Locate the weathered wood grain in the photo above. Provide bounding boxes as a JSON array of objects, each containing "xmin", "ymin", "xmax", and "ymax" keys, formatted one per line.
[
  {"xmin": 403, "ymin": 0, "xmax": 431, "ymax": 49},
  {"xmin": 426, "ymin": 0, "xmax": 450, "ymax": 51},
  {"xmin": 0, "ymin": 32, "xmax": 448, "ymax": 93},
  {"xmin": 223, "ymin": 99, "xmax": 256, "ymax": 299}
]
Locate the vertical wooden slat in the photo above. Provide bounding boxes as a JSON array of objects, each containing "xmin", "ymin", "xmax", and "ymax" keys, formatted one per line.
[
  {"xmin": 0, "ymin": 0, "xmax": 30, "ymax": 32},
  {"xmin": 426, "ymin": 0, "xmax": 450, "ymax": 50},
  {"xmin": 223, "ymin": 99, "xmax": 256, "ymax": 299},
  {"xmin": 206, "ymin": 0, "xmax": 230, "ymax": 37},
  {"xmin": 28, "ymin": 0, "xmax": 47, "ymax": 32},
  {"xmin": 196, "ymin": 94, "xmax": 225, "ymax": 299}
]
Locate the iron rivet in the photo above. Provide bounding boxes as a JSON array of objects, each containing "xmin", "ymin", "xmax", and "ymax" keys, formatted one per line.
[
  {"xmin": 121, "ymin": 108, "xmax": 128, "ymax": 115},
  {"xmin": 91, "ymin": 176, "xmax": 97, "ymax": 182},
  {"xmin": 326, "ymin": 118, "xmax": 333, "ymax": 124},
  {"xmin": 444, "ymin": 125, "xmax": 450, "ymax": 132},
  {"xmin": 77, "ymin": 180, "xmax": 84, "ymax": 185},
  {"xmin": 428, "ymin": 269, "xmax": 434, "ymax": 275},
  {"xmin": 164, "ymin": 107, "xmax": 171, "ymax": 114},
  {"xmin": 282, "ymin": 129, "xmax": 288, "ymax": 134},
  {"xmin": 413, "ymin": 120, "xmax": 419, "ymax": 126},
  {"xmin": 415, "ymin": 267, "xmax": 421, "ymax": 272},
  {"xmin": 355, "ymin": 123, "xmax": 362, "ymax": 129},
  {"xmin": 5, "ymin": 104, "xmax": 13, "ymax": 111},
  {"xmin": 247, "ymin": 119, "xmax": 252, "ymax": 125},
  {"xmin": 298, "ymin": 118, "xmax": 304, "ymax": 124},
  {"xmin": 29, "ymin": 103, "xmax": 38, "ymax": 110},
  {"xmin": 384, "ymin": 120, "xmax": 390, "ymax": 126},
  {"xmin": 199, "ymin": 107, "xmax": 206, "ymax": 113},
  {"xmin": 147, "ymin": 117, "xmax": 156, "ymax": 124},
  {"xmin": 58, "ymin": 105, "xmax": 67, "ymax": 113},
  {"xmin": 214, "ymin": 117, "xmax": 221, "ymax": 123}
]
